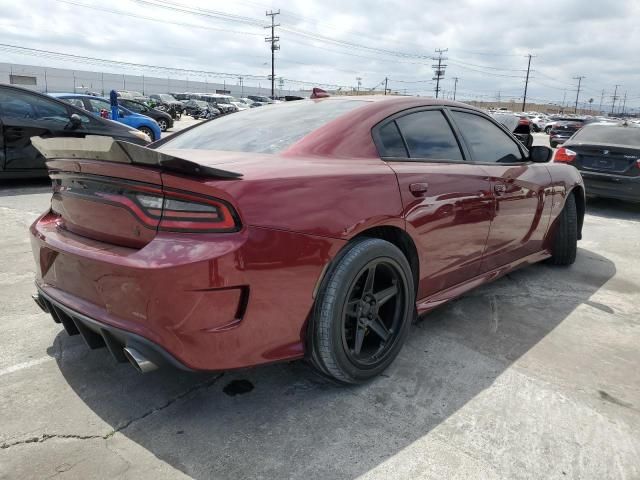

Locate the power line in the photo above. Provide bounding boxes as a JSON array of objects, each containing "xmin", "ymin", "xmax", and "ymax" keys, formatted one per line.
[
  {"xmin": 611, "ymin": 84, "xmax": 620, "ymax": 114},
  {"xmin": 522, "ymin": 54, "xmax": 534, "ymax": 111},
  {"xmin": 265, "ymin": 9, "xmax": 280, "ymax": 99},
  {"xmin": 573, "ymin": 75, "xmax": 585, "ymax": 113},
  {"xmin": 432, "ymin": 48, "xmax": 448, "ymax": 99}
]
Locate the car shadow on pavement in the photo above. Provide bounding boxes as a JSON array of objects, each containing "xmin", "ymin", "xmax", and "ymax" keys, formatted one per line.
[
  {"xmin": 586, "ymin": 197, "xmax": 640, "ymax": 222},
  {"xmin": 50, "ymin": 247, "xmax": 615, "ymax": 479},
  {"xmin": 0, "ymin": 178, "xmax": 51, "ymax": 197}
]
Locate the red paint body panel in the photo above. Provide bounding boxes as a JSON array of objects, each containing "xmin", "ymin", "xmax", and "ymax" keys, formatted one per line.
[{"xmin": 29, "ymin": 97, "xmax": 586, "ymax": 371}]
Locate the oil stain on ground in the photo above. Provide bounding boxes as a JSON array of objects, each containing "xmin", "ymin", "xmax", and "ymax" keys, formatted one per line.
[{"xmin": 223, "ymin": 379, "xmax": 255, "ymax": 396}]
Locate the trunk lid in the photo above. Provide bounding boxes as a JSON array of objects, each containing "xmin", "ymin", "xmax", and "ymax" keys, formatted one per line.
[
  {"xmin": 568, "ymin": 143, "xmax": 640, "ymax": 176},
  {"xmin": 32, "ymin": 136, "xmax": 243, "ymax": 249}
]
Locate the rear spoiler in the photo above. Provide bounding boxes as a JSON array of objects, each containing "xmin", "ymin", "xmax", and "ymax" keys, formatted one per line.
[{"xmin": 31, "ymin": 135, "xmax": 243, "ymax": 179}]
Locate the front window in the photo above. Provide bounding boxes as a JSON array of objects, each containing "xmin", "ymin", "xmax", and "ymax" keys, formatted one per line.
[
  {"xmin": 161, "ymin": 99, "xmax": 367, "ymax": 154},
  {"xmin": 0, "ymin": 89, "xmax": 69, "ymax": 124}
]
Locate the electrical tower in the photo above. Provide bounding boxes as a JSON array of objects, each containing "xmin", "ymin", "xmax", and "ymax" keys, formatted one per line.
[
  {"xmin": 265, "ymin": 10, "xmax": 280, "ymax": 99},
  {"xmin": 573, "ymin": 76, "xmax": 585, "ymax": 114},
  {"xmin": 522, "ymin": 54, "xmax": 534, "ymax": 111},
  {"xmin": 432, "ymin": 48, "xmax": 448, "ymax": 99},
  {"xmin": 611, "ymin": 85, "xmax": 620, "ymax": 114},
  {"xmin": 452, "ymin": 77, "xmax": 459, "ymax": 101}
]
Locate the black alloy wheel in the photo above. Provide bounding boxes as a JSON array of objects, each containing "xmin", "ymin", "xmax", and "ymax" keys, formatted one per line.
[{"xmin": 309, "ymin": 238, "xmax": 414, "ymax": 384}]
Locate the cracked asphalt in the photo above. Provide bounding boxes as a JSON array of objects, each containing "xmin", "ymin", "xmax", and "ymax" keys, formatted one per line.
[{"xmin": 1, "ymin": 134, "xmax": 639, "ymax": 479}]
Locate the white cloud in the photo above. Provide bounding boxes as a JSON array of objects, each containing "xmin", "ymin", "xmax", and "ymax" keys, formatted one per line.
[{"xmin": 1, "ymin": 0, "xmax": 639, "ymax": 109}]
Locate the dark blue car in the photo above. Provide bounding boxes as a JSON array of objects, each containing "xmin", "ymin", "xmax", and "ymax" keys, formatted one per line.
[{"xmin": 49, "ymin": 93, "xmax": 162, "ymax": 142}]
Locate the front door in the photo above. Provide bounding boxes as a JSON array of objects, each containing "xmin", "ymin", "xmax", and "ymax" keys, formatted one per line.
[
  {"xmin": 374, "ymin": 108, "xmax": 494, "ymax": 300},
  {"xmin": 448, "ymin": 109, "xmax": 553, "ymax": 271}
]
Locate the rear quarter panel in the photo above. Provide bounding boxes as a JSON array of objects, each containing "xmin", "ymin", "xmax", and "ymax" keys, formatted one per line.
[{"xmin": 160, "ymin": 154, "xmax": 406, "ymax": 240}]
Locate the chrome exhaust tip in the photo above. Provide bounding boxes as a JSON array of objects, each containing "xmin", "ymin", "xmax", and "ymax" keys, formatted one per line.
[
  {"xmin": 123, "ymin": 347, "xmax": 158, "ymax": 373},
  {"xmin": 32, "ymin": 293, "xmax": 49, "ymax": 313}
]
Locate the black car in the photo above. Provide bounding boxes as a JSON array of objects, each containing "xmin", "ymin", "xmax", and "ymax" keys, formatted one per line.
[
  {"xmin": 148, "ymin": 93, "xmax": 183, "ymax": 119},
  {"xmin": 182, "ymin": 100, "xmax": 220, "ymax": 118},
  {"xmin": 555, "ymin": 122, "xmax": 640, "ymax": 202},
  {"xmin": 0, "ymin": 84, "xmax": 150, "ymax": 179},
  {"xmin": 118, "ymin": 99, "xmax": 173, "ymax": 132},
  {"xmin": 550, "ymin": 120, "xmax": 585, "ymax": 148}
]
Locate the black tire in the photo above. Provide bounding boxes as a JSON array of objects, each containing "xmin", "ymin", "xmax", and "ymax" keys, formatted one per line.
[
  {"xmin": 138, "ymin": 126, "xmax": 155, "ymax": 142},
  {"xmin": 545, "ymin": 126, "xmax": 552, "ymax": 134},
  {"xmin": 308, "ymin": 238, "xmax": 415, "ymax": 384},
  {"xmin": 550, "ymin": 141, "xmax": 558, "ymax": 148},
  {"xmin": 157, "ymin": 118, "xmax": 169, "ymax": 132},
  {"xmin": 549, "ymin": 193, "xmax": 578, "ymax": 266}
]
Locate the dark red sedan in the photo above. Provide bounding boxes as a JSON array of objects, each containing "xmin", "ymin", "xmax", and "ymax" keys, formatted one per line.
[{"xmin": 30, "ymin": 96, "xmax": 585, "ymax": 383}]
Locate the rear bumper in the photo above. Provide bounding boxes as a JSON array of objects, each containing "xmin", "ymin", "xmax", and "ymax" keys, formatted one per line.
[
  {"xmin": 582, "ymin": 172, "xmax": 640, "ymax": 202},
  {"xmin": 30, "ymin": 212, "xmax": 343, "ymax": 371},
  {"xmin": 34, "ymin": 287, "xmax": 191, "ymax": 370}
]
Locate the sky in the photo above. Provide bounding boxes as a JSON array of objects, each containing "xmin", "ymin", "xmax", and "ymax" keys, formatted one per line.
[{"xmin": 1, "ymin": 0, "xmax": 639, "ymax": 111}]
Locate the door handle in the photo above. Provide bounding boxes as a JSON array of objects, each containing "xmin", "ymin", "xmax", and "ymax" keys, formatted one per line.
[
  {"xmin": 494, "ymin": 183, "xmax": 507, "ymax": 195},
  {"xmin": 409, "ymin": 182, "xmax": 429, "ymax": 196}
]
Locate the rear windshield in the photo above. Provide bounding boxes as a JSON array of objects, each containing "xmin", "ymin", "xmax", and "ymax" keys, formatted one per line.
[
  {"xmin": 572, "ymin": 125, "xmax": 640, "ymax": 146},
  {"xmin": 161, "ymin": 99, "xmax": 366, "ymax": 153}
]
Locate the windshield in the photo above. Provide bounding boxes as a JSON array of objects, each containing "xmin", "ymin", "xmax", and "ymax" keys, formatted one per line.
[
  {"xmin": 159, "ymin": 94, "xmax": 177, "ymax": 102},
  {"xmin": 161, "ymin": 99, "xmax": 367, "ymax": 154},
  {"xmin": 571, "ymin": 125, "xmax": 640, "ymax": 146}
]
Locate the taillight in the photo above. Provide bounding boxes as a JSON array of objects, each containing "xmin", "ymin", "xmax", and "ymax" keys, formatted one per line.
[
  {"xmin": 554, "ymin": 147, "xmax": 577, "ymax": 163},
  {"xmin": 135, "ymin": 192, "xmax": 238, "ymax": 232}
]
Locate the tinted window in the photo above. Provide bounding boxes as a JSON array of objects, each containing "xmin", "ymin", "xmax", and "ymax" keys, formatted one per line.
[
  {"xmin": 395, "ymin": 110, "xmax": 463, "ymax": 160},
  {"xmin": 451, "ymin": 111, "xmax": 524, "ymax": 163},
  {"xmin": 0, "ymin": 89, "xmax": 69, "ymax": 123},
  {"xmin": 161, "ymin": 99, "xmax": 366, "ymax": 154},
  {"xmin": 378, "ymin": 121, "xmax": 408, "ymax": 157},
  {"xmin": 123, "ymin": 101, "xmax": 146, "ymax": 113},
  {"xmin": 86, "ymin": 97, "xmax": 110, "ymax": 113},
  {"xmin": 571, "ymin": 124, "xmax": 640, "ymax": 146}
]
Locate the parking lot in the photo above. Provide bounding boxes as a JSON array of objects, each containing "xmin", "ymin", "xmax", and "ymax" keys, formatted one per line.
[{"xmin": 0, "ymin": 131, "xmax": 639, "ymax": 479}]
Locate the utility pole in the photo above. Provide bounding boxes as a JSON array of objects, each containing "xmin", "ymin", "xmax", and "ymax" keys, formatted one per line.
[
  {"xmin": 452, "ymin": 77, "xmax": 459, "ymax": 100},
  {"xmin": 431, "ymin": 48, "xmax": 448, "ymax": 99},
  {"xmin": 522, "ymin": 54, "xmax": 534, "ymax": 111},
  {"xmin": 621, "ymin": 91, "xmax": 627, "ymax": 116},
  {"xmin": 278, "ymin": 77, "xmax": 284, "ymax": 96},
  {"xmin": 238, "ymin": 76, "xmax": 244, "ymax": 97},
  {"xmin": 265, "ymin": 10, "xmax": 280, "ymax": 99},
  {"xmin": 598, "ymin": 89, "xmax": 605, "ymax": 113},
  {"xmin": 611, "ymin": 84, "xmax": 620, "ymax": 114},
  {"xmin": 573, "ymin": 75, "xmax": 585, "ymax": 114},
  {"xmin": 384, "ymin": 77, "xmax": 388, "ymax": 95},
  {"xmin": 356, "ymin": 77, "xmax": 362, "ymax": 95}
]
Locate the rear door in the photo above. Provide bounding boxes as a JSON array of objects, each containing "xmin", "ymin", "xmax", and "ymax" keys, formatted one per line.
[
  {"xmin": 448, "ymin": 109, "xmax": 553, "ymax": 272},
  {"xmin": 374, "ymin": 108, "xmax": 493, "ymax": 299}
]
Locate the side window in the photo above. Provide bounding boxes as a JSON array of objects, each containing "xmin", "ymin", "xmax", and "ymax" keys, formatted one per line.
[
  {"xmin": 86, "ymin": 98, "xmax": 110, "ymax": 114},
  {"xmin": 451, "ymin": 111, "xmax": 524, "ymax": 163},
  {"xmin": 0, "ymin": 89, "xmax": 69, "ymax": 123},
  {"xmin": 64, "ymin": 98, "xmax": 86, "ymax": 110},
  {"xmin": 377, "ymin": 121, "xmax": 408, "ymax": 157},
  {"xmin": 125, "ymin": 102, "xmax": 144, "ymax": 113},
  {"xmin": 395, "ymin": 110, "xmax": 463, "ymax": 160}
]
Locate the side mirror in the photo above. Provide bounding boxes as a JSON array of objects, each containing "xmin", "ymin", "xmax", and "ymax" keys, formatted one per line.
[
  {"xmin": 530, "ymin": 145, "xmax": 553, "ymax": 163},
  {"xmin": 66, "ymin": 113, "xmax": 83, "ymax": 130}
]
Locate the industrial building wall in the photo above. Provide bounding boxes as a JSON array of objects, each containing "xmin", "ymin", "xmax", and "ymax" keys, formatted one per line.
[{"xmin": 0, "ymin": 63, "xmax": 308, "ymax": 98}]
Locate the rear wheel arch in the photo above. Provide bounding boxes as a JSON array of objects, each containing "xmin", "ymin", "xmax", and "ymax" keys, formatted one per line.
[
  {"xmin": 352, "ymin": 226, "xmax": 420, "ymax": 295},
  {"xmin": 570, "ymin": 186, "xmax": 585, "ymax": 240}
]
